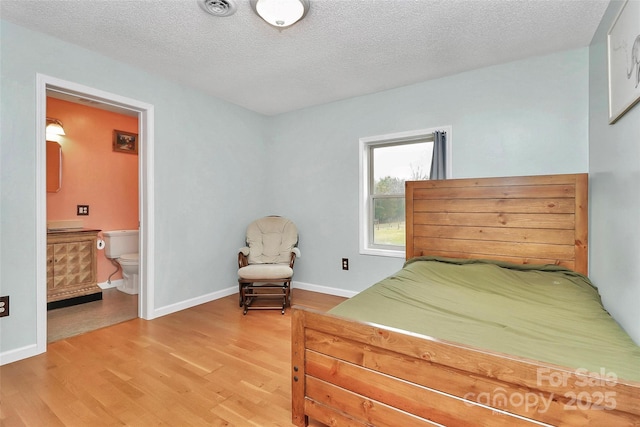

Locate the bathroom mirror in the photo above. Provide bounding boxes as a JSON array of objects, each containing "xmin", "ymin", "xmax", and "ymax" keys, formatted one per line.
[{"xmin": 46, "ymin": 141, "xmax": 62, "ymax": 193}]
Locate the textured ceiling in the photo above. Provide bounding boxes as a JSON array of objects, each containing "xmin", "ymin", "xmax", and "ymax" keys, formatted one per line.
[{"xmin": 1, "ymin": 0, "xmax": 609, "ymax": 116}]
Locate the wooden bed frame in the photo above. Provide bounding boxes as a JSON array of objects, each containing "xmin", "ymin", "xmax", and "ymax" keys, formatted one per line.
[{"xmin": 292, "ymin": 173, "xmax": 640, "ymax": 426}]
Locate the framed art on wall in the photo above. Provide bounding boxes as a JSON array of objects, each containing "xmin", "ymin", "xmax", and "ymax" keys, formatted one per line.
[
  {"xmin": 607, "ymin": 0, "xmax": 640, "ymax": 124},
  {"xmin": 113, "ymin": 129, "xmax": 138, "ymax": 154}
]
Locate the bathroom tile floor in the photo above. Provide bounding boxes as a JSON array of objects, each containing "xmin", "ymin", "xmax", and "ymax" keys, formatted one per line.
[{"xmin": 47, "ymin": 287, "xmax": 138, "ymax": 343}]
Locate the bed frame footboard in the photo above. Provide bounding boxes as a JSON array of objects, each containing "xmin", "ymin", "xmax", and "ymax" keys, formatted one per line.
[{"xmin": 292, "ymin": 307, "xmax": 640, "ymax": 427}]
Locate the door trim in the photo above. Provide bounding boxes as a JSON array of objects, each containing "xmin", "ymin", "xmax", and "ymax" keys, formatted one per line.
[{"xmin": 36, "ymin": 74, "xmax": 155, "ymax": 354}]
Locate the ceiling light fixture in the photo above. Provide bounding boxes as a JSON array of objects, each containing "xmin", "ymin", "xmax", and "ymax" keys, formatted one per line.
[
  {"xmin": 251, "ymin": 0, "xmax": 309, "ymax": 28},
  {"xmin": 46, "ymin": 118, "xmax": 66, "ymax": 137}
]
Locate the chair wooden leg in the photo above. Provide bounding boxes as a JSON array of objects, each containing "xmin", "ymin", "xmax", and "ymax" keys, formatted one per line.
[
  {"xmin": 284, "ymin": 283, "xmax": 290, "ymax": 307},
  {"xmin": 240, "ymin": 282, "xmax": 254, "ymax": 308},
  {"xmin": 239, "ymin": 280, "xmax": 291, "ymax": 314},
  {"xmin": 241, "ymin": 283, "xmax": 251, "ymax": 315}
]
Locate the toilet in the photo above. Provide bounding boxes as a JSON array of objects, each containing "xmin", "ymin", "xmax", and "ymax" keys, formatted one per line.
[{"xmin": 103, "ymin": 230, "xmax": 139, "ymax": 295}]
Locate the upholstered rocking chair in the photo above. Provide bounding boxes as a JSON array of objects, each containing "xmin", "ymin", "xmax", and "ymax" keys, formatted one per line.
[{"xmin": 237, "ymin": 216, "xmax": 300, "ymax": 314}]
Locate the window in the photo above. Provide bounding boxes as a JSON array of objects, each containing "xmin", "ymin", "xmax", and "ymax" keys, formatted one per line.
[{"xmin": 359, "ymin": 127, "xmax": 451, "ymax": 257}]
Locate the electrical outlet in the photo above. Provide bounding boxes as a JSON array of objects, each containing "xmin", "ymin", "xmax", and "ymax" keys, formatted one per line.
[
  {"xmin": 77, "ymin": 205, "xmax": 89, "ymax": 216},
  {"xmin": 0, "ymin": 296, "xmax": 9, "ymax": 318},
  {"xmin": 342, "ymin": 258, "xmax": 349, "ymax": 270}
]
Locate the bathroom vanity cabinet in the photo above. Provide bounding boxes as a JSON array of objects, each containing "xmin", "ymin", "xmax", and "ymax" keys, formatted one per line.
[{"xmin": 47, "ymin": 229, "xmax": 102, "ymax": 308}]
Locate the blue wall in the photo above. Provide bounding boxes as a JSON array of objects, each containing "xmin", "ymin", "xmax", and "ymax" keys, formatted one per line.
[
  {"xmin": 3, "ymin": 15, "xmax": 612, "ymax": 362},
  {"xmin": 0, "ymin": 20, "xmax": 268, "ymax": 358},
  {"xmin": 589, "ymin": 0, "xmax": 640, "ymax": 344},
  {"xmin": 267, "ymin": 48, "xmax": 589, "ymax": 293}
]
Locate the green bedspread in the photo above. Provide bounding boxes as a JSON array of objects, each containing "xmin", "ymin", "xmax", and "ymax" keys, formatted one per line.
[{"xmin": 329, "ymin": 257, "xmax": 640, "ymax": 382}]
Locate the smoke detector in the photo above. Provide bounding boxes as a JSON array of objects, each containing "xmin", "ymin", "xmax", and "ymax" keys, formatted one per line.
[{"xmin": 198, "ymin": 0, "xmax": 237, "ymax": 17}]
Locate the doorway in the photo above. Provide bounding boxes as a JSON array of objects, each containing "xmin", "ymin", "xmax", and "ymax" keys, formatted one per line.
[{"xmin": 35, "ymin": 74, "xmax": 155, "ymax": 354}]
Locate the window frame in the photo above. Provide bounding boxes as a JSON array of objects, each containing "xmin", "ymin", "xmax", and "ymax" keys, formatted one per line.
[{"xmin": 359, "ymin": 126, "xmax": 452, "ymax": 258}]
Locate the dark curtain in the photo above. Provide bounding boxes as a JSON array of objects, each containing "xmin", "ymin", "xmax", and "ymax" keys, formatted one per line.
[{"xmin": 429, "ymin": 130, "xmax": 447, "ymax": 180}]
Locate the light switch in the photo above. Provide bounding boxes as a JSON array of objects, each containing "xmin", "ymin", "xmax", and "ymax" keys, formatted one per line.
[{"xmin": 77, "ymin": 205, "xmax": 89, "ymax": 216}]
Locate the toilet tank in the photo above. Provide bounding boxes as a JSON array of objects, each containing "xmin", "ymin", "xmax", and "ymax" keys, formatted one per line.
[{"xmin": 103, "ymin": 230, "xmax": 139, "ymax": 259}]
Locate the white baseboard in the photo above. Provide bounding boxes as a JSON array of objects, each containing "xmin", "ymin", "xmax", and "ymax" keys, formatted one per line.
[
  {"xmin": 292, "ymin": 281, "xmax": 357, "ymax": 298},
  {"xmin": 151, "ymin": 286, "xmax": 237, "ymax": 319},
  {"xmin": 152, "ymin": 282, "xmax": 354, "ymax": 319},
  {"xmin": 0, "ymin": 343, "xmax": 42, "ymax": 366}
]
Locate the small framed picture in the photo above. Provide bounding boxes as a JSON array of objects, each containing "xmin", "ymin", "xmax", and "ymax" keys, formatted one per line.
[
  {"xmin": 607, "ymin": 0, "xmax": 640, "ymax": 124},
  {"xmin": 113, "ymin": 130, "xmax": 138, "ymax": 154}
]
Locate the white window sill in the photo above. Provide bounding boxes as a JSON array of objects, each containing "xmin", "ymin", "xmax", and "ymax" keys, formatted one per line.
[{"xmin": 359, "ymin": 247, "xmax": 406, "ymax": 258}]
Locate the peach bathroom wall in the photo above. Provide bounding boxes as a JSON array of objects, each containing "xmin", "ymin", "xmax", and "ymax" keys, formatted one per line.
[{"xmin": 47, "ymin": 97, "xmax": 139, "ymax": 284}]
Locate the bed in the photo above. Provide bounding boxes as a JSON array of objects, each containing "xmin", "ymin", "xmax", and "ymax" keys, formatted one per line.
[{"xmin": 291, "ymin": 173, "xmax": 640, "ymax": 426}]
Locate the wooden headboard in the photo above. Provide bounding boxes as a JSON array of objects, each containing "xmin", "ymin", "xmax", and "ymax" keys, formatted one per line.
[{"xmin": 405, "ymin": 173, "xmax": 588, "ymax": 275}]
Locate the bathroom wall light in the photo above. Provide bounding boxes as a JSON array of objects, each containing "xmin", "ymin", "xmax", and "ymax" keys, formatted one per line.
[
  {"xmin": 250, "ymin": 0, "xmax": 309, "ymax": 28},
  {"xmin": 46, "ymin": 118, "xmax": 66, "ymax": 137}
]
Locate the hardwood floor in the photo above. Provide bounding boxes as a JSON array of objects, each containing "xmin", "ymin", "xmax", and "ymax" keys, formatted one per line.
[{"xmin": 1, "ymin": 289, "xmax": 346, "ymax": 426}]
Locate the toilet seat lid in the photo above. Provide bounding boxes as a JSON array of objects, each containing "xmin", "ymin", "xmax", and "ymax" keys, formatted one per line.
[{"xmin": 120, "ymin": 253, "xmax": 139, "ymax": 262}]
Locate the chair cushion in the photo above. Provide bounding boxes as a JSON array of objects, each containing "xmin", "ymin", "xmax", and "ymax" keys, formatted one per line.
[
  {"xmin": 238, "ymin": 264, "xmax": 294, "ymax": 280},
  {"xmin": 246, "ymin": 216, "xmax": 298, "ymax": 264}
]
